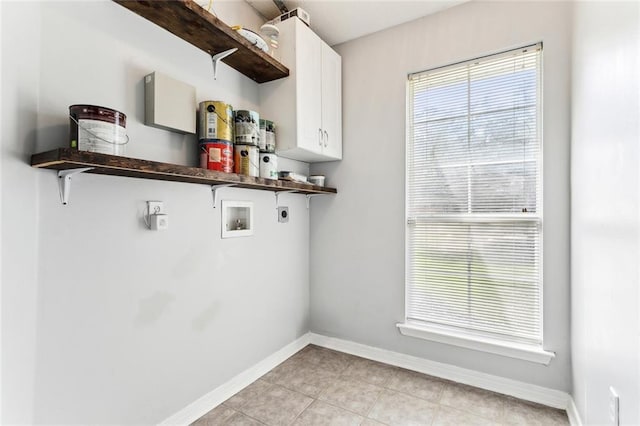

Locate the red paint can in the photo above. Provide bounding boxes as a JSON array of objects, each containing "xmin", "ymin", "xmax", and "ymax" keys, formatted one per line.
[{"xmin": 199, "ymin": 139, "xmax": 233, "ymax": 173}]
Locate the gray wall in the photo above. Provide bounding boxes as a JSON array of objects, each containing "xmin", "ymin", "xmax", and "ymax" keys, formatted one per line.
[
  {"xmin": 571, "ymin": 2, "xmax": 640, "ymax": 424},
  {"xmin": 1, "ymin": 2, "xmax": 310, "ymax": 424},
  {"xmin": 310, "ymin": 1, "xmax": 572, "ymax": 392},
  {"xmin": 1, "ymin": 1, "xmax": 41, "ymax": 422},
  {"xmin": 7, "ymin": 1, "xmax": 640, "ymax": 424}
]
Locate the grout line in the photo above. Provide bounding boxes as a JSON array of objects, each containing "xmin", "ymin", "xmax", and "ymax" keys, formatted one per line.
[
  {"xmin": 429, "ymin": 404, "xmax": 440, "ymax": 426},
  {"xmin": 435, "ymin": 381, "xmax": 451, "ymax": 408},
  {"xmin": 363, "ymin": 386, "xmax": 385, "ymax": 420},
  {"xmin": 316, "ymin": 375, "xmax": 380, "ymax": 414},
  {"xmin": 233, "ymin": 410, "xmax": 268, "ymax": 426},
  {"xmin": 239, "ymin": 350, "xmax": 317, "ymax": 426},
  {"xmin": 317, "ymin": 399, "xmax": 365, "ymax": 420},
  {"xmin": 379, "ymin": 369, "xmax": 446, "ymax": 406},
  {"xmin": 286, "ymin": 396, "xmax": 314, "ymax": 425},
  {"xmin": 234, "ymin": 381, "xmax": 313, "ymax": 426},
  {"xmin": 435, "ymin": 382, "xmax": 445, "ymax": 404},
  {"xmin": 436, "ymin": 386, "xmax": 506, "ymax": 424},
  {"xmin": 241, "ymin": 412, "xmax": 268, "ymax": 426}
]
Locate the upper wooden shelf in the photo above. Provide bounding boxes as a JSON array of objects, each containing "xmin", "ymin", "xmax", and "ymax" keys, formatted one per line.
[
  {"xmin": 31, "ymin": 149, "xmax": 337, "ymax": 196},
  {"xmin": 113, "ymin": 0, "xmax": 289, "ymax": 83}
]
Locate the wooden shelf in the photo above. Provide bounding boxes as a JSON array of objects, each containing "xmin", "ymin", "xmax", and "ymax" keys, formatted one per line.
[
  {"xmin": 31, "ymin": 148, "xmax": 337, "ymax": 195},
  {"xmin": 113, "ymin": 0, "xmax": 289, "ymax": 83}
]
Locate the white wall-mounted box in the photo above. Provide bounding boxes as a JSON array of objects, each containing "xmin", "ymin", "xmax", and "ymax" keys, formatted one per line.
[
  {"xmin": 144, "ymin": 71, "xmax": 196, "ymax": 134},
  {"xmin": 221, "ymin": 200, "xmax": 254, "ymax": 238}
]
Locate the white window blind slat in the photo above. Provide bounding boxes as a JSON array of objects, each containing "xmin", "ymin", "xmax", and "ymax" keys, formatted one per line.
[{"xmin": 406, "ymin": 44, "xmax": 543, "ymax": 347}]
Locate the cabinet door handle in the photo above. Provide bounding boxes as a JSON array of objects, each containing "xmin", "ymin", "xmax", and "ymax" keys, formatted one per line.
[
  {"xmin": 324, "ymin": 130, "xmax": 328, "ymax": 148},
  {"xmin": 318, "ymin": 128, "xmax": 323, "ymax": 147}
]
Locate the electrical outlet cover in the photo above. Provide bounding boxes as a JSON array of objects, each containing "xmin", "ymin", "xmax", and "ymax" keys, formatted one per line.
[
  {"xmin": 278, "ymin": 206, "xmax": 289, "ymax": 223},
  {"xmin": 147, "ymin": 201, "xmax": 164, "ymax": 215}
]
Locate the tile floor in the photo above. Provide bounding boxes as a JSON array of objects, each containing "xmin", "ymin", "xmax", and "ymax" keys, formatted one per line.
[{"xmin": 192, "ymin": 345, "xmax": 569, "ymax": 426}]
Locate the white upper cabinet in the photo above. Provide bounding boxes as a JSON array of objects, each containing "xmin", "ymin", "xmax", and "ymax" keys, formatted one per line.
[
  {"xmin": 295, "ymin": 21, "xmax": 323, "ymax": 155},
  {"xmin": 320, "ymin": 42, "xmax": 342, "ymax": 160},
  {"xmin": 259, "ymin": 18, "xmax": 342, "ymax": 162}
]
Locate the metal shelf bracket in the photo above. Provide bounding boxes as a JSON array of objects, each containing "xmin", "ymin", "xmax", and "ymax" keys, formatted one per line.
[
  {"xmin": 306, "ymin": 194, "xmax": 321, "ymax": 209},
  {"xmin": 57, "ymin": 167, "xmax": 94, "ymax": 205},
  {"xmin": 211, "ymin": 48, "xmax": 238, "ymax": 80},
  {"xmin": 275, "ymin": 190, "xmax": 298, "ymax": 207},
  {"xmin": 211, "ymin": 184, "xmax": 236, "ymax": 208}
]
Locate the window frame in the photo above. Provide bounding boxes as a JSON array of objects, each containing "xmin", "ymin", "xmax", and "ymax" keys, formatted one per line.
[{"xmin": 398, "ymin": 44, "xmax": 554, "ymax": 365}]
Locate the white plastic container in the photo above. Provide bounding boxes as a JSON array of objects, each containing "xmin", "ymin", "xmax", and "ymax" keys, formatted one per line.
[{"xmin": 308, "ymin": 175, "xmax": 325, "ymax": 187}]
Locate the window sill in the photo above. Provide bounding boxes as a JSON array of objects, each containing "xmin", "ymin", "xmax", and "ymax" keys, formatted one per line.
[{"xmin": 396, "ymin": 322, "xmax": 555, "ymax": 365}]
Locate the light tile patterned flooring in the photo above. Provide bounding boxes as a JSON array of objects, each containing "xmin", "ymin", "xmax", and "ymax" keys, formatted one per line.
[{"xmin": 192, "ymin": 345, "xmax": 569, "ymax": 426}]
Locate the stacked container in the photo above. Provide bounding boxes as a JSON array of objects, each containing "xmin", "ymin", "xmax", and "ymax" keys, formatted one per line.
[
  {"xmin": 198, "ymin": 101, "xmax": 234, "ymax": 173},
  {"xmin": 234, "ymin": 110, "xmax": 260, "ymax": 177},
  {"xmin": 259, "ymin": 119, "xmax": 278, "ymax": 180},
  {"xmin": 198, "ymin": 103, "xmax": 279, "ymax": 180}
]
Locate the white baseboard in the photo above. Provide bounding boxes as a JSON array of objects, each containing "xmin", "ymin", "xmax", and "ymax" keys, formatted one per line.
[
  {"xmin": 159, "ymin": 333, "xmax": 311, "ymax": 426},
  {"xmin": 309, "ymin": 333, "xmax": 572, "ymax": 411},
  {"xmin": 566, "ymin": 397, "xmax": 583, "ymax": 426},
  {"xmin": 160, "ymin": 332, "xmax": 579, "ymax": 425}
]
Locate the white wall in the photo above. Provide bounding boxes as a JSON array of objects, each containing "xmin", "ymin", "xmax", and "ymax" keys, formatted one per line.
[
  {"xmin": 1, "ymin": 1, "xmax": 310, "ymax": 424},
  {"xmin": 571, "ymin": 2, "xmax": 640, "ymax": 424},
  {"xmin": 310, "ymin": 1, "xmax": 572, "ymax": 391},
  {"xmin": 1, "ymin": 2, "xmax": 42, "ymax": 423}
]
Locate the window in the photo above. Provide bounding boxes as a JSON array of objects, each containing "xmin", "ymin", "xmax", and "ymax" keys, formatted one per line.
[{"xmin": 399, "ymin": 44, "xmax": 553, "ymax": 364}]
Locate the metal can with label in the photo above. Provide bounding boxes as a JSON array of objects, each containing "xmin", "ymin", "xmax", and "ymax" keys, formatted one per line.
[
  {"xmin": 234, "ymin": 110, "xmax": 260, "ymax": 146},
  {"xmin": 69, "ymin": 104, "xmax": 128, "ymax": 155},
  {"xmin": 259, "ymin": 153, "xmax": 278, "ymax": 180},
  {"xmin": 198, "ymin": 101, "xmax": 233, "ymax": 142},
  {"xmin": 199, "ymin": 139, "xmax": 234, "ymax": 173},
  {"xmin": 234, "ymin": 145, "xmax": 259, "ymax": 177},
  {"xmin": 259, "ymin": 119, "xmax": 276, "ymax": 153}
]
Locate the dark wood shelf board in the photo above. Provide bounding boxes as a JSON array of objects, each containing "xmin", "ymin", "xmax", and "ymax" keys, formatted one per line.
[
  {"xmin": 113, "ymin": 0, "xmax": 289, "ymax": 83},
  {"xmin": 31, "ymin": 149, "xmax": 337, "ymax": 195}
]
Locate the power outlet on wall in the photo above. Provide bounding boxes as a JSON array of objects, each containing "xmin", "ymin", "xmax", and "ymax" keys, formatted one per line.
[
  {"xmin": 278, "ymin": 206, "xmax": 289, "ymax": 223},
  {"xmin": 609, "ymin": 386, "xmax": 619, "ymax": 425},
  {"xmin": 147, "ymin": 201, "xmax": 164, "ymax": 215}
]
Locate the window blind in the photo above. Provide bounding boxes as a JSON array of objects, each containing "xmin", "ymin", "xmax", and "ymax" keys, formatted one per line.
[{"xmin": 406, "ymin": 44, "xmax": 542, "ymax": 346}]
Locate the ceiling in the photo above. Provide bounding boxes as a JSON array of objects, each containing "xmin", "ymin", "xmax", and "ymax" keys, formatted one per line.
[{"xmin": 245, "ymin": 0, "xmax": 468, "ymax": 46}]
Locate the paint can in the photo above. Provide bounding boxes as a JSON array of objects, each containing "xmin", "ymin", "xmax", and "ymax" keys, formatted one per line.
[
  {"xmin": 259, "ymin": 153, "xmax": 278, "ymax": 180},
  {"xmin": 198, "ymin": 101, "xmax": 233, "ymax": 141},
  {"xmin": 234, "ymin": 110, "xmax": 260, "ymax": 146},
  {"xmin": 199, "ymin": 139, "xmax": 234, "ymax": 173},
  {"xmin": 259, "ymin": 119, "xmax": 276, "ymax": 153},
  {"xmin": 69, "ymin": 104, "xmax": 128, "ymax": 155},
  {"xmin": 234, "ymin": 145, "xmax": 259, "ymax": 177}
]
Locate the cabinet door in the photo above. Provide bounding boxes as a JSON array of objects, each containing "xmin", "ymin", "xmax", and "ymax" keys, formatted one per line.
[
  {"xmin": 321, "ymin": 43, "xmax": 342, "ymax": 160},
  {"xmin": 295, "ymin": 21, "xmax": 323, "ymax": 154}
]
